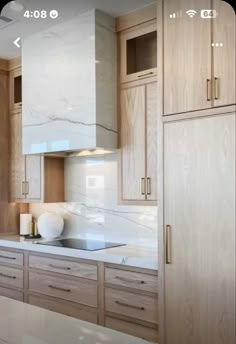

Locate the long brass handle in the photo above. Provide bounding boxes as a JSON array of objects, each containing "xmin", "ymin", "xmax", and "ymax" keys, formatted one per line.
[
  {"xmin": 21, "ymin": 182, "xmax": 25, "ymax": 195},
  {"xmin": 137, "ymin": 71, "xmax": 154, "ymax": 78},
  {"xmin": 214, "ymin": 77, "xmax": 220, "ymax": 100},
  {"xmin": 49, "ymin": 264, "xmax": 71, "ymax": 271},
  {"xmin": 166, "ymin": 225, "xmax": 172, "ymax": 264},
  {"xmin": 146, "ymin": 178, "xmax": 151, "ymax": 195},
  {"xmin": 141, "ymin": 178, "xmax": 146, "ymax": 195},
  {"xmin": 25, "ymin": 181, "xmax": 29, "ymax": 195},
  {"xmin": 115, "ymin": 276, "xmax": 145, "ymax": 284},
  {"xmin": 0, "ymin": 255, "xmax": 16, "ymax": 260},
  {"xmin": 206, "ymin": 78, "xmax": 211, "ymax": 101},
  {"xmin": 0, "ymin": 273, "xmax": 16, "ymax": 279},
  {"xmin": 48, "ymin": 285, "xmax": 71, "ymax": 292},
  {"xmin": 115, "ymin": 300, "xmax": 145, "ymax": 311}
]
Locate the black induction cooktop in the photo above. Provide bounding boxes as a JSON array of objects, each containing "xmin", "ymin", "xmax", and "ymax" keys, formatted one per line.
[{"xmin": 37, "ymin": 238, "xmax": 126, "ymax": 251}]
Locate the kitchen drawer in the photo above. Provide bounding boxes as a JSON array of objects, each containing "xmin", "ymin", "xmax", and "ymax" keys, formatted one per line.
[
  {"xmin": 0, "ymin": 285, "xmax": 24, "ymax": 301},
  {"xmin": 105, "ymin": 267, "xmax": 158, "ymax": 293},
  {"xmin": 105, "ymin": 288, "xmax": 158, "ymax": 324},
  {"xmin": 0, "ymin": 249, "xmax": 23, "ymax": 266},
  {"xmin": 0, "ymin": 265, "xmax": 23, "ymax": 289},
  {"xmin": 105, "ymin": 317, "xmax": 158, "ymax": 342},
  {"xmin": 28, "ymin": 294, "xmax": 98, "ymax": 324},
  {"xmin": 29, "ymin": 272, "xmax": 97, "ymax": 307},
  {"xmin": 29, "ymin": 255, "xmax": 97, "ymax": 280}
]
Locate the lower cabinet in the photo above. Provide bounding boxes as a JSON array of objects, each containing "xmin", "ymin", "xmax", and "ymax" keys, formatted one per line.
[
  {"xmin": 0, "ymin": 249, "xmax": 158, "ymax": 342},
  {"xmin": 28, "ymin": 293, "xmax": 98, "ymax": 324}
]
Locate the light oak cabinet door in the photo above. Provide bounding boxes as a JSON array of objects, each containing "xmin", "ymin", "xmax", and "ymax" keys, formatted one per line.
[
  {"xmin": 163, "ymin": 113, "xmax": 235, "ymax": 344},
  {"xmin": 164, "ymin": 0, "xmax": 212, "ymax": 115},
  {"xmin": 213, "ymin": 0, "xmax": 235, "ymax": 107},
  {"xmin": 121, "ymin": 85, "xmax": 146, "ymax": 201},
  {"xmin": 9, "ymin": 67, "xmax": 22, "ymax": 114},
  {"xmin": 10, "ymin": 114, "xmax": 26, "ymax": 201},
  {"xmin": 120, "ymin": 82, "xmax": 157, "ymax": 203}
]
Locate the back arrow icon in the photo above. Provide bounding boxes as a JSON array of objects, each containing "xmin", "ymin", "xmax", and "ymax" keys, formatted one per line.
[{"xmin": 13, "ymin": 37, "xmax": 21, "ymax": 48}]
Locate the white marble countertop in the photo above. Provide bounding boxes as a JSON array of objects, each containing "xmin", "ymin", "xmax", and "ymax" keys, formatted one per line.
[
  {"xmin": 0, "ymin": 296, "xmax": 149, "ymax": 344},
  {"xmin": 0, "ymin": 235, "xmax": 157, "ymax": 270}
]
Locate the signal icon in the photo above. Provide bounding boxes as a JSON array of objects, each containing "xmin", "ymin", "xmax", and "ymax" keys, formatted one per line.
[{"xmin": 186, "ymin": 9, "xmax": 197, "ymax": 18}]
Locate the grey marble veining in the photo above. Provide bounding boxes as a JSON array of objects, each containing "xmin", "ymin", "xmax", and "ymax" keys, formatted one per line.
[
  {"xmin": 22, "ymin": 9, "xmax": 117, "ymax": 154},
  {"xmin": 29, "ymin": 153, "xmax": 158, "ymax": 249}
]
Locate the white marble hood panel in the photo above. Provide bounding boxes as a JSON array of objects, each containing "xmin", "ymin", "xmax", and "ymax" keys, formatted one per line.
[{"xmin": 22, "ymin": 9, "xmax": 117, "ymax": 154}]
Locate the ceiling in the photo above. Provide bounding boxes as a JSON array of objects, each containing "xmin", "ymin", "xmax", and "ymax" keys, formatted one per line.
[{"xmin": 0, "ymin": 0, "xmax": 155, "ymax": 59}]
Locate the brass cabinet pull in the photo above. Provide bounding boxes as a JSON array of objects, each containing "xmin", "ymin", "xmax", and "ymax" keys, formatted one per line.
[
  {"xmin": 25, "ymin": 181, "xmax": 29, "ymax": 195},
  {"xmin": 49, "ymin": 264, "xmax": 71, "ymax": 271},
  {"xmin": 48, "ymin": 285, "xmax": 71, "ymax": 292},
  {"xmin": 206, "ymin": 78, "xmax": 212, "ymax": 101},
  {"xmin": 0, "ymin": 273, "xmax": 16, "ymax": 279},
  {"xmin": 214, "ymin": 77, "xmax": 220, "ymax": 100},
  {"xmin": 115, "ymin": 300, "xmax": 145, "ymax": 311},
  {"xmin": 115, "ymin": 276, "xmax": 145, "ymax": 284},
  {"xmin": 165, "ymin": 225, "xmax": 172, "ymax": 264},
  {"xmin": 21, "ymin": 182, "xmax": 25, "ymax": 195},
  {"xmin": 141, "ymin": 178, "xmax": 146, "ymax": 195},
  {"xmin": 146, "ymin": 178, "xmax": 151, "ymax": 195},
  {"xmin": 0, "ymin": 255, "xmax": 16, "ymax": 260},
  {"xmin": 137, "ymin": 72, "xmax": 154, "ymax": 78}
]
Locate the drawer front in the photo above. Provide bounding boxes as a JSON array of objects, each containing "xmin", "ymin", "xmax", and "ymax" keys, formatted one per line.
[
  {"xmin": 0, "ymin": 249, "xmax": 23, "ymax": 266},
  {"xmin": 105, "ymin": 288, "xmax": 158, "ymax": 324},
  {"xmin": 0, "ymin": 265, "xmax": 23, "ymax": 289},
  {"xmin": 29, "ymin": 255, "xmax": 97, "ymax": 280},
  {"xmin": 105, "ymin": 267, "xmax": 158, "ymax": 293},
  {"xmin": 105, "ymin": 317, "xmax": 158, "ymax": 342},
  {"xmin": 29, "ymin": 272, "xmax": 97, "ymax": 307},
  {"xmin": 28, "ymin": 294, "xmax": 98, "ymax": 324},
  {"xmin": 0, "ymin": 285, "xmax": 24, "ymax": 301}
]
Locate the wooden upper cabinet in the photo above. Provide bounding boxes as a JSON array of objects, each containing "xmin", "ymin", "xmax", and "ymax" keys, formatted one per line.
[
  {"xmin": 164, "ymin": 0, "xmax": 212, "ymax": 115},
  {"xmin": 10, "ymin": 113, "xmax": 64, "ymax": 203},
  {"xmin": 120, "ymin": 21, "xmax": 157, "ymax": 83},
  {"xmin": 120, "ymin": 81, "xmax": 157, "ymax": 203},
  {"xmin": 121, "ymin": 85, "xmax": 146, "ymax": 201},
  {"xmin": 213, "ymin": 0, "xmax": 236, "ymax": 107},
  {"xmin": 9, "ymin": 67, "xmax": 22, "ymax": 114}
]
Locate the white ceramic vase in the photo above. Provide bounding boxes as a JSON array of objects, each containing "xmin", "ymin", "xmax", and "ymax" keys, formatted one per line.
[{"xmin": 37, "ymin": 212, "xmax": 64, "ymax": 239}]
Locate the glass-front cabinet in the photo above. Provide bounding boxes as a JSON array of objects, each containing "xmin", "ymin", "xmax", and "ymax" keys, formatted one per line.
[
  {"xmin": 120, "ymin": 21, "xmax": 157, "ymax": 83},
  {"xmin": 9, "ymin": 67, "xmax": 22, "ymax": 114}
]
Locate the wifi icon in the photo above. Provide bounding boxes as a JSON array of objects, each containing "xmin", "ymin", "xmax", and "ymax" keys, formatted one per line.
[{"xmin": 186, "ymin": 9, "xmax": 197, "ymax": 18}]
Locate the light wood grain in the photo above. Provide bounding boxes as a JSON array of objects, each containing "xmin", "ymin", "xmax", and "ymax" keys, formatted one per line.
[
  {"xmin": 146, "ymin": 82, "xmax": 157, "ymax": 201},
  {"xmin": 116, "ymin": 4, "xmax": 157, "ymax": 32},
  {"xmin": 28, "ymin": 293, "xmax": 98, "ymax": 324},
  {"xmin": 164, "ymin": 0, "xmax": 212, "ymax": 115},
  {"xmin": 9, "ymin": 113, "xmax": 26, "ymax": 201},
  {"xmin": 120, "ymin": 85, "xmax": 146, "ymax": 200},
  {"xmin": 44, "ymin": 157, "xmax": 64, "ymax": 202},
  {"xmin": 105, "ymin": 316, "xmax": 158, "ymax": 342},
  {"xmin": 0, "ymin": 265, "xmax": 23, "ymax": 289},
  {"xmin": 105, "ymin": 267, "xmax": 158, "ymax": 293},
  {"xmin": 105, "ymin": 288, "xmax": 158, "ymax": 324},
  {"xmin": 29, "ymin": 255, "xmax": 97, "ymax": 280},
  {"xmin": 213, "ymin": 0, "xmax": 236, "ymax": 107},
  {"xmin": 8, "ymin": 57, "xmax": 21, "ymax": 71},
  {"xmin": 0, "ymin": 285, "xmax": 23, "ymax": 301},
  {"xmin": 120, "ymin": 21, "xmax": 157, "ymax": 83},
  {"xmin": 29, "ymin": 271, "xmax": 97, "ymax": 307},
  {"xmin": 164, "ymin": 113, "xmax": 235, "ymax": 344},
  {"xmin": 0, "ymin": 249, "xmax": 23, "ymax": 266}
]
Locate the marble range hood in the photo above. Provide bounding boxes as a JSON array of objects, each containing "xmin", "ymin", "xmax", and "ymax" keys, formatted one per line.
[{"xmin": 22, "ymin": 9, "xmax": 117, "ymax": 155}]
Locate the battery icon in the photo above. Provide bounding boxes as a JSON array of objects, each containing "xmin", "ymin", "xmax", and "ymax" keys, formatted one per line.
[{"xmin": 201, "ymin": 9, "xmax": 218, "ymax": 18}]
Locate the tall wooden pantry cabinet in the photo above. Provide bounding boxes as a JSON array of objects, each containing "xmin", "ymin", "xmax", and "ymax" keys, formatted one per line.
[{"xmin": 157, "ymin": 0, "xmax": 236, "ymax": 343}]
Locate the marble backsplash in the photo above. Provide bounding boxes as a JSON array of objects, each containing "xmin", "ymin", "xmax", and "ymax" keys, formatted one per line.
[{"xmin": 29, "ymin": 153, "xmax": 157, "ymax": 248}]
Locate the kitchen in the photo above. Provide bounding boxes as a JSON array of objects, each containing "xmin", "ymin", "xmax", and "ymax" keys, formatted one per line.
[{"xmin": 0, "ymin": 1, "xmax": 235, "ymax": 344}]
